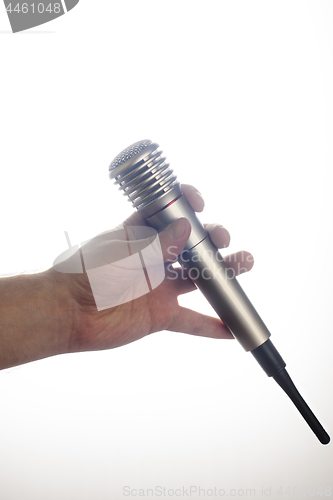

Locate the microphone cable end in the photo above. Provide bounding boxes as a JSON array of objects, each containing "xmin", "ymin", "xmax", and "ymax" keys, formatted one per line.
[
  {"xmin": 252, "ymin": 339, "xmax": 330, "ymax": 445},
  {"xmin": 272, "ymin": 368, "xmax": 330, "ymax": 445}
]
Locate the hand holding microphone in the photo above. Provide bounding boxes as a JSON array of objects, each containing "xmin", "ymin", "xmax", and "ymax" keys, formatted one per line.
[
  {"xmin": 58, "ymin": 183, "xmax": 252, "ymax": 353},
  {"xmin": 1, "ymin": 183, "xmax": 246, "ymax": 370}
]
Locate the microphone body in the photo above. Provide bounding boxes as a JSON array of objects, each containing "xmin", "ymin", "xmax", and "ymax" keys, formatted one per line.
[
  {"xmin": 140, "ymin": 182, "xmax": 270, "ymax": 352},
  {"xmin": 109, "ymin": 139, "xmax": 330, "ymax": 445}
]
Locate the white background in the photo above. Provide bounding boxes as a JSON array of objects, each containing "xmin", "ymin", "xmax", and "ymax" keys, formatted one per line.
[{"xmin": 0, "ymin": 1, "xmax": 333, "ymax": 499}]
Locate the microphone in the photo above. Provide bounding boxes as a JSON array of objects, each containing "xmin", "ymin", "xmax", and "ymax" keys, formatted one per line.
[{"xmin": 109, "ymin": 139, "xmax": 330, "ymax": 445}]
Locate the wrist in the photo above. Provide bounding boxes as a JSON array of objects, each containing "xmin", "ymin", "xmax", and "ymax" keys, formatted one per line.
[{"xmin": 0, "ymin": 269, "xmax": 74, "ymax": 369}]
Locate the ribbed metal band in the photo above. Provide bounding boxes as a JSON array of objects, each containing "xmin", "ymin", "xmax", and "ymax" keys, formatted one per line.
[{"xmin": 109, "ymin": 140, "xmax": 179, "ymax": 211}]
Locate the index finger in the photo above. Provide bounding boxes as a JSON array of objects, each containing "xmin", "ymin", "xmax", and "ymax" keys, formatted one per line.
[
  {"xmin": 122, "ymin": 183, "xmax": 205, "ymax": 229},
  {"xmin": 181, "ymin": 184, "xmax": 205, "ymax": 212},
  {"xmin": 123, "ymin": 211, "xmax": 149, "ymax": 227}
]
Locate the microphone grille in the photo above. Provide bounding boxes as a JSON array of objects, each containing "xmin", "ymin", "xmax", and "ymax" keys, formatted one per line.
[
  {"xmin": 109, "ymin": 139, "xmax": 152, "ymax": 170},
  {"xmin": 109, "ymin": 140, "xmax": 178, "ymax": 211}
]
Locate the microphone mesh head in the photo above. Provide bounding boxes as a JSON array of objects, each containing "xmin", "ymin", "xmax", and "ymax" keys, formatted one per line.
[
  {"xmin": 109, "ymin": 140, "xmax": 152, "ymax": 170},
  {"xmin": 109, "ymin": 140, "xmax": 178, "ymax": 210}
]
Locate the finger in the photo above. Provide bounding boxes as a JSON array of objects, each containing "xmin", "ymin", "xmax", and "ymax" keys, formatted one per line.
[
  {"xmin": 204, "ymin": 223, "xmax": 230, "ymax": 248},
  {"xmin": 171, "ymin": 253, "xmax": 254, "ymax": 298},
  {"xmin": 181, "ymin": 184, "xmax": 205, "ymax": 212},
  {"xmin": 166, "ymin": 265, "xmax": 197, "ymax": 295},
  {"xmin": 79, "ymin": 218, "xmax": 192, "ymax": 271},
  {"xmin": 169, "ymin": 306, "xmax": 234, "ymax": 339},
  {"xmin": 123, "ymin": 211, "xmax": 149, "ymax": 227},
  {"xmin": 224, "ymin": 250, "xmax": 254, "ymax": 275},
  {"xmin": 122, "ymin": 184, "xmax": 204, "ymax": 230},
  {"xmin": 168, "ymin": 249, "xmax": 254, "ymax": 298},
  {"xmin": 158, "ymin": 218, "xmax": 192, "ymax": 262}
]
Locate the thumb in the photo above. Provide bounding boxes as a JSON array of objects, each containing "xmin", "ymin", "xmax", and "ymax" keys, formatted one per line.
[{"xmin": 158, "ymin": 218, "xmax": 191, "ymax": 262}]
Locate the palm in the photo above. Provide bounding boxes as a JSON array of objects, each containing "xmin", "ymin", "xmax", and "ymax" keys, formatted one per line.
[{"xmin": 69, "ymin": 265, "xmax": 181, "ymax": 351}]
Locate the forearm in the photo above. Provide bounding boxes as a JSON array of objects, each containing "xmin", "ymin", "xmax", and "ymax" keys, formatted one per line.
[{"xmin": 0, "ymin": 270, "xmax": 73, "ymax": 370}]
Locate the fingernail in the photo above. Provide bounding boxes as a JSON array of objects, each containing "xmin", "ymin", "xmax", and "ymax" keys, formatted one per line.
[{"xmin": 167, "ymin": 218, "xmax": 187, "ymax": 239}]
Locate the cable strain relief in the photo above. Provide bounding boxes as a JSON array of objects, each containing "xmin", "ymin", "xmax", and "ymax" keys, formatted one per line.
[{"xmin": 251, "ymin": 339, "xmax": 286, "ymax": 377}]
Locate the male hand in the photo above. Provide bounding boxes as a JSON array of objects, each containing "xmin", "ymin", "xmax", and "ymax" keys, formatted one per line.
[{"xmin": 58, "ymin": 185, "xmax": 254, "ymax": 354}]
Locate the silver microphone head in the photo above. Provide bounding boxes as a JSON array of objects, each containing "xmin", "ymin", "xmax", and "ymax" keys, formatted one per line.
[{"xmin": 109, "ymin": 140, "xmax": 179, "ymax": 212}]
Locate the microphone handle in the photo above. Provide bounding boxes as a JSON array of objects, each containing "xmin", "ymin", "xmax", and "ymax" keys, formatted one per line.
[{"xmin": 179, "ymin": 238, "xmax": 271, "ymax": 351}]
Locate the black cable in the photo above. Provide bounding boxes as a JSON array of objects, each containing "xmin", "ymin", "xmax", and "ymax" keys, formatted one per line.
[{"xmin": 252, "ymin": 339, "xmax": 330, "ymax": 445}]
